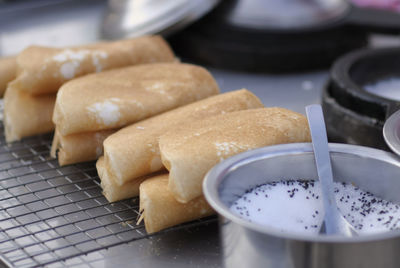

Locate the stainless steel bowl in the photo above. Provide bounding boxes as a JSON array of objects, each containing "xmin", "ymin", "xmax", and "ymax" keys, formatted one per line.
[
  {"xmin": 203, "ymin": 143, "xmax": 400, "ymax": 268},
  {"xmin": 101, "ymin": 0, "xmax": 220, "ymax": 39}
]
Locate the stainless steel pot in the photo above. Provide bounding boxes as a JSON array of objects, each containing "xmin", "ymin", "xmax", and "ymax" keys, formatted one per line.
[{"xmin": 203, "ymin": 143, "xmax": 400, "ymax": 268}]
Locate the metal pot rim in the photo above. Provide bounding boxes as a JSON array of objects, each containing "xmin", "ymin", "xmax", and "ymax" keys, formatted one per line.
[{"xmin": 203, "ymin": 142, "xmax": 400, "ymax": 243}]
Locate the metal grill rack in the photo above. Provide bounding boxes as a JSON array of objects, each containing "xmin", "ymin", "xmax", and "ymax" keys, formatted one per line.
[{"xmin": 0, "ymin": 110, "xmax": 219, "ymax": 267}]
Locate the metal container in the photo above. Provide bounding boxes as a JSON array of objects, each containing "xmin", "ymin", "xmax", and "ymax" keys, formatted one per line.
[
  {"xmin": 203, "ymin": 143, "xmax": 400, "ymax": 268},
  {"xmin": 322, "ymin": 47, "xmax": 400, "ymax": 150}
]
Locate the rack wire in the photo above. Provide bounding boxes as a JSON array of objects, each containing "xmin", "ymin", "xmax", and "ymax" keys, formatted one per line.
[{"xmin": 0, "ymin": 110, "xmax": 217, "ymax": 267}]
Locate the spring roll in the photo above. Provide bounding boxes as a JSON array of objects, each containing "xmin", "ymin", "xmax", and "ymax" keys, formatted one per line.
[
  {"xmin": 53, "ymin": 63, "xmax": 219, "ymax": 136},
  {"xmin": 4, "ymin": 85, "xmax": 55, "ymax": 142},
  {"xmin": 138, "ymin": 174, "xmax": 214, "ymax": 234},
  {"xmin": 10, "ymin": 36, "xmax": 175, "ymax": 95},
  {"xmin": 51, "ymin": 63, "xmax": 219, "ymax": 165},
  {"xmin": 100, "ymin": 89, "xmax": 264, "ymax": 190},
  {"xmin": 0, "ymin": 56, "xmax": 16, "ymax": 97},
  {"xmin": 51, "ymin": 128, "xmax": 117, "ymax": 166},
  {"xmin": 159, "ymin": 107, "xmax": 311, "ymax": 203}
]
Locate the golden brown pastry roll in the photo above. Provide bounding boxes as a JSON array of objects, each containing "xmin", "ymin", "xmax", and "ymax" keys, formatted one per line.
[
  {"xmin": 53, "ymin": 63, "xmax": 219, "ymax": 136},
  {"xmin": 4, "ymin": 85, "xmax": 56, "ymax": 142},
  {"xmin": 101, "ymin": 89, "xmax": 263, "ymax": 188},
  {"xmin": 159, "ymin": 107, "xmax": 311, "ymax": 203},
  {"xmin": 10, "ymin": 36, "xmax": 175, "ymax": 95},
  {"xmin": 138, "ymin": 174, "xmax": 214, "ymax": 234},
  {"xmin": 51, "ymin": 128, "xmax": 116, "ymax": 166},
  {"xmin": 4, "ymin": 36, "xmax": 176, "ymax": 142},
  {"xmin": 0, "ymin": 56, "xmax": 16, "ymax": 97},
  {"xmin": 97, "ymin": 156, "xmax": 165, "ymax": 202}
]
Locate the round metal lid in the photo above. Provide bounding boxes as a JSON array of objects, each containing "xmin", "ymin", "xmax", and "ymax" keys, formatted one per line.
[
  {"xmin": 384, "ymin": 110, "xmax": 400, "ymax": 156},
  {"xmin": 223, "ymin": 0, "xmax": 350, "ymax": 31},
  {"xmin": 101, "ymin": 0, "xmax": 220, "ymax": 40}
]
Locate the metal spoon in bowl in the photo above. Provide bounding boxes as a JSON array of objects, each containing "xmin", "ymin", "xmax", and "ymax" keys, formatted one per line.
[{"xmin": 306, "ymin": 104, "xmax": 357, "ymax": 236}]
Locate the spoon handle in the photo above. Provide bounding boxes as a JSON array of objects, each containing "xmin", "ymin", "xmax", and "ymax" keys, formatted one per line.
[{"xmin": 306, "ymin": 104, "xmax": 340, "ymax": 235}]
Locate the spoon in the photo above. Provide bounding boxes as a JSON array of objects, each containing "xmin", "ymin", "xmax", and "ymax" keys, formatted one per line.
[{"xmin": 306, "ymin": 104, "xmax": 357, "ymax": 236}]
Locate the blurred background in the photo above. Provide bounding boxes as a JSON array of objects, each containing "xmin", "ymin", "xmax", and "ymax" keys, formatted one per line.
[
  {"xmin": 2, "ymin": 0, "xmax": 400, "ymax": 140},
  {"xmin": 1, "ymin": 0, "xmax": 400, "ymax": 61},
  {"xmin": 1, "ymin": 1, "xmax": 400, "ymax": 267}
]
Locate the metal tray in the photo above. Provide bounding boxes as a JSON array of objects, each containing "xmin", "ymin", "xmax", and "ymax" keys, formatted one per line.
[{"xmin": 0, "ymin": 103, "xmax": 220, "ymax": 268}]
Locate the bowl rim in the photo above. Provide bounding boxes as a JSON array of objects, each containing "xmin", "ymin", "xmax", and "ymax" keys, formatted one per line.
[
  {"xmin": 203, "ymin": 142, "xmax": 400, "ymax": 243},
  {"xmin": 383, "ymin": 109, "xmax": 400, "ymax": 157},
  {"xmin": 330, "ymin": 47, "xmax": 400, "ymax": 119}
]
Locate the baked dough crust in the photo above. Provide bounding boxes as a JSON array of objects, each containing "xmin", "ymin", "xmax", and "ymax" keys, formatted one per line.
[
  {"xmin": 4, "ymin": 36, "xmax": 176, "ymax": 142},
  {"xmin": 51, "ymin": 128, "xmax": 117, "ymax": 166},
  {"xmin": 159, "ymin": 107, "xmax": 311, "ymax": 203},
  {"xmin": 4, "ymin": 84, "xmax": 55, "ymax": 142},
  {"xmin": 53, "ymin": 63, "xmax": 220, "ymax": 136},
  {"xmin": 96, "ymin": 156, "xmax": 162, "ymax": 202},
  {"xmin": 10, "ymin": 36, "xmax": 175, "ymax": 95},
  {"xmin": 138, "ymin": 174, "xmax": 214, "ymax": 234}
]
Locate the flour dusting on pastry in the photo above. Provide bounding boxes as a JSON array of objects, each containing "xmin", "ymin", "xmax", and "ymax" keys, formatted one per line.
[
  {"xmin": 53, "ymin": 49, "xmax": 89, "ymax": 62},
  {"xmin": 53, "ymin": 49, "xmax": 109, "ymax": 79},
  {"xmin": 60, "ymin": 61, "xmax": 80, "ymax": 79},
  {"xmin": 92, "ymin": 51, "xmax": 108, "ymax": 72},
  {"xmin": 87, "ymin": 99, "xmax": 121, "ymax": 126},
  {"xmin": 53, "ymin": 49, "xmax": 88, "ymax": 79}
]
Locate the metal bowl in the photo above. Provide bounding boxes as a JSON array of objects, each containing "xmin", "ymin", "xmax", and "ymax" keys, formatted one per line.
[
  {"xmin": 203, "ymin": 143, "xmax": 400, "ymax": 268},
  {"xmin": 101, "ymin": 0, "xmax": 220, "ymax": 39}
]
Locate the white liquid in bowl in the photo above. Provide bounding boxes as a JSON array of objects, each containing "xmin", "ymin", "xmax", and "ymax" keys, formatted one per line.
[{"xmin": 230, "ymin": 180, "xmax": 400, "ymax": 235}]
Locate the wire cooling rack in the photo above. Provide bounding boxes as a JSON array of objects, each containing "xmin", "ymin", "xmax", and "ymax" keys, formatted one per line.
[{"xmin": 0, "ymin": 110, "xmax": 219, "ymax": 267}]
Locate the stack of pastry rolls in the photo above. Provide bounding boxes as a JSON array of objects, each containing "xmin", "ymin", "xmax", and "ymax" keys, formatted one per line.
[
  {"xmin": 97, "ymin": 89, "xmax": 264, "ymax": 202},
  {"xmin": 140, "ymin": 106, "xmax": 310, "ymax": 233},
  {"xmin": 4, "ymin": 35, "xmax": 176, "ymax": 142},
  {"xmin": 2, "ymin": 35, "xmax": 312, "ymax": 235},
  {"xmin": 96, "ymin": 89, "xmax": 311, "ymax": 234},
  {"xmin": 51, "ymin": 63, "xmax": 220, "ymax": 165}
]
